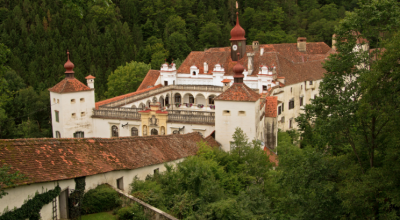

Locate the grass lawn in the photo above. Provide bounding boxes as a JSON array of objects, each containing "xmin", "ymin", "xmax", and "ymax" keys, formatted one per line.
[{"xmin": 81, "ymin": 211, "xmax": 117, "ymax": 220}]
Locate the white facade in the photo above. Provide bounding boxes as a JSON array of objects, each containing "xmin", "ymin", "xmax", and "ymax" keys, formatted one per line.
[
  {"xmin": 50, "ymin": 89, "xmax": 95, "ymax": 138},
  {"xmin": 0, "ymin": 159, "xmax": 183, "ymax": 220}
]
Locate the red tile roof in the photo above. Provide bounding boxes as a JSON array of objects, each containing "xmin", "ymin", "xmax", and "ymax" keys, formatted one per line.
[
  {"xmin": 214, "ymin": 83, "xmax": 260, "ymax": 102},
  {"xmin": 0, "ymin": 133, "xmax": 218, "ymax": 186},
  {"xmin": 48, "ymin": 78, "xmax": 91, "ymax": 93},
  {"xmin": 265, "ymin": 96, "xmax": 278, "ymax": 117},
  {"xmin": 85, "ymin": 75, "xmax": 96, "ymax": 79},
  {"xmin": 175, "ymin": 42, "xmax": 332, "ymax": 86},
  {"xmin": 137, "ymin": 70, "xmax": 160, "ymax": 91},
  {"xmin": 95, "ymin": 84, "xmax": 163, "ymax": 109}
]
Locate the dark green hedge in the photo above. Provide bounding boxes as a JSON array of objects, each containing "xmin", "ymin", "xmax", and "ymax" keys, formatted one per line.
[
  {"xmin": 81, "ymin": 184, "xmax": 122, "ymax": 214},
  {"xmin": 0, "ymin": 185, "xmax": 61, "ymax": 220}
]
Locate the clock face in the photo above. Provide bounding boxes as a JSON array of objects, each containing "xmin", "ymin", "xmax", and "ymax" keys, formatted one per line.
[{"xmin": 232, "ymin": 45, "xmax": 238, "ymax": 51}]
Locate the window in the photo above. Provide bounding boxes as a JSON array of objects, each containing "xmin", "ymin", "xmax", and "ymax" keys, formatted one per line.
[
  {"xmin": 282, "ymin": 103, "xmax": 284, "ymax": 112},
  {"xmin": 81, "ymin": 112, "xmax": 85, "ymax": 117},
  {"xmin": 278, "ymin": 106, "xmax": 282, "ymax": 115},
  {"xmin": 57, "ymin": 99, "xmax": 59, "ymax": 103},
  {"xmin": 116, "ymin": 177, "xmax": 123, "ymax": 190},
  {"xmin": 53, "ymin": 98, "xmax": 56, "ymax": 103},
  {"xmin": 300, "ymin": 97, "xmax": 303, "ymax": 106},
  {"xmin": 55, "ymin": 111, "xmax": 59, "ymax": 122},
  {"xmin": 192, "ymin": 71, "xmax": 196, "ymax": 75},
  {"xmin": 289, "ymin": 119, "xmax": 293, "ymax": 128},
  {"xmin": 72, "ymin": 113, "xmax": 76, "ymax": 117},
  {"xmin": 223, "ymin": 110, "xmax": 231, "ymax": 116},
  {"xmin": 80, "ymin": 98, "xmax": 84, "ymax": 102},
  {"xmin": 309, "ymin": 81, "xmax": 313, "ymax": 85},
  {"xmin": 164, "ymin": 81, "xmax": 168, "ymax": 86},
  {"xmin": 263, "ymin": 85, "xmax": 267, "ymax": 91},
  {"xmin": 289, "ymin": 99, "xmax": 294, "ymax": 109},
  {"xmin": 301, "ymin": 85, "xmax": 303, "ymax": 90},
  {"xmin": 131, "ymin": 127, "xmax": 138, "ymax": 136},
  {"xmin": 290, "ymin": 87, "xmax": 292, "ymax": 93},
  {"xmin": 151, "ymin": 128, "xmax": 158, "ymax": 135},
  {"xmin": 174, "ymin": 94, "xmax": 181, "ymax": 103},
  {"xmin": 238, "ymin": 111, "xmax": 246, "ymax": 116},
  {"xmin": 314, "ymin": 94, "xmax": 317, "ymax": 99},
  {"xmin": 281, "ymin": 116, "xmax": 285, "ymax": 123},
  {"xmin": 208, "ymin": 95, "xmax": 215, "ymax": 104},
  {"xmin": 173, "ymin": 80, "xmax": 175, "ymax": 85},
  {"xmin": 71, "ymin": 99, "xmax": 75, "ymax": 103},
  {"xmin": 112, "ymin": 125, "xmax": 118, "ymax": 137},
  {"xmin": 189, "ymin": 95, "xmax": 194, "ymax": 104},
  {"xmin": 154, "ymin": 168, "xmax": 159, "ymax": 175},
  {"xmin": 74, "ymin": 131, "xmax": 84, "ymax": 138},
  {"xmin": 55, "ymin": 131, "xmax": 61, "ymax": 138}
]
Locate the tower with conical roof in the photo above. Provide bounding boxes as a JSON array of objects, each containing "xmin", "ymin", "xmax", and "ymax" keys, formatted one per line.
[{"xmin": 230, "ymin": 2, "xmax": 246, "ymax": 61}]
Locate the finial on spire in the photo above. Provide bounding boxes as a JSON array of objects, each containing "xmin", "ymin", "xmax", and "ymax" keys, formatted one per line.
[{"xmin": 236, "ymin": 1, "xmax": 238, "ymax": 9}]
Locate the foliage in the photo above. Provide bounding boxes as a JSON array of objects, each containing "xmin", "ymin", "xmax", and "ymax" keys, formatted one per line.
[
  {"xmin": 81, "ymin": 211, "xmax": 117, "ymax": 220},
  {"xmin": 116, "ymin": 203, "xmax": 148, "ymax": 220},
  {"xmin": 130, "ymin": 128, "xmax": 273, "ymax": 219},
  {"xmin": 69, "ymin": 176, "xmax": 86, "ymax": 219},
  {"xmin": 0, "ymin": 165, "xmax": 26, "ymax": 199},
  {"xmin": 0, "ymin": 185, "xmax": 61, "ymax": 220},
  {"xmin": 105, "ymin": 61, "xmax": 150, "ymax": 98},
  {"xmin": 81, "ymin": 184, "xmax": 122, "ymax": 215}
]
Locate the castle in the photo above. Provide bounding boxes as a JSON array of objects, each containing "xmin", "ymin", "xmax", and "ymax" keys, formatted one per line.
[{"xmin": 48, "ymin": 12, "xmax": 333, "ymax": 151}]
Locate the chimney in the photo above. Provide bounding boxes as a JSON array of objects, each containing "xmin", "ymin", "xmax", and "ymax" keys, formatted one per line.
[
  {"xmin": 204, "ymin": 62, "xmax": 208, "ymax": 73},
  {"xmin": 221, "ymin": 79, "xmax": 231, "ymax": 92},
  {"xmin": 260, "ymin": 48, "xmax": 264, "ymax": 56},
  {"xmin": 252, "ymin": 41, "xmax": 259, "ymax": 52},
  {"xmin": 85, "ymin": 75, "xmax": 96, "ymax": 89},
  {"xmin": 247, "ymin": 52, "xmax": 254, "ymax": 75},
  {"xmin": 332, "ymin": 34, "xmax": 337, "ymax": 50},
  {"xmin": 297, "ymin": 37, "xmax": 307, "ymax": 52}
]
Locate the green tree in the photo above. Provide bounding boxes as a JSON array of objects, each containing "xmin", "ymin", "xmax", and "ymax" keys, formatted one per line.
[{"xmin": 105, "ymin": 61, "xmax": 150, "ymax": 98}]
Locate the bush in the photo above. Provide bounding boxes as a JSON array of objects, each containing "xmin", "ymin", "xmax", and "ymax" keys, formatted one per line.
[
  {"xmin": 117, "ymin": 203, "xmax": 148, "ymax": 220},
  {"xmin": 81, "ymin": 185, "xmax": 122, "ymax": 214}
]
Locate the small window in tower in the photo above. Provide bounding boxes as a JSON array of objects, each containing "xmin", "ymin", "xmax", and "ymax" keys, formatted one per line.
[
  {"xmin": 223, "ymin": 110, "xmax": 231, "ymax": 116},
  {"xmin": 71, "ymin": 99, "xmax": 75, "ymax": 103},
  {"xmin": 309, "ymin": 81, "xmax": 313, "ymax": 85},
  {"xmin": 81, "ymin": 112, "xmax": 85, "ymax": 117},
  {"xmin": 80, "ymin": 98, "xmax": 84, "ymax": 102},
  {"xmin": 72, "ymin": 113, "xmax": 76, "ymax": 117},
  {"xmin": 55, "ymin": 111, "xmax": 59, "ymax": 122},
  {"xmin": 238, "ymin": 111, "xmax": 246, "ymax": 116},
  {"xmin": 53, "ymin": 98, "xmax": 55, "ymax": 103}
]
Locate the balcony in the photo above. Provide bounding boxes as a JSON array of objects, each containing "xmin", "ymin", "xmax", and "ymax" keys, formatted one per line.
[{"xmin": 92, "ymin": 109, "xmax": 141, "ymax": 120}]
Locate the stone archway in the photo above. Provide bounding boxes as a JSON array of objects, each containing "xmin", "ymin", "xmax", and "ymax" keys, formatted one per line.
[{"xmin": 151, "ymin": 128, "xmax": 158, "ymax": 135}]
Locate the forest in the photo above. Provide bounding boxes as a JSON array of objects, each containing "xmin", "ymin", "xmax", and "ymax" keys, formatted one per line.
[{"xmin": 0, "ymin": 0, "xmax": 356, "ymax": 138}]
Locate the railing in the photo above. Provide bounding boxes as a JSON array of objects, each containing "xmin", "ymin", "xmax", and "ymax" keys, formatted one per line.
[
  {"xmin": 168, "ymin": 114, "xmax": 215, "ymax": 124},
  {"xmin": 98, "ymin": 106, "xmax": 144, "ymax": 112},
  {"xmin": 167, "ymin": 110, "xmax": 215, "ymax": 116},
  {"xmin": 92, "ymin": 109, "xmax": 141, "ymax": 120},
  {"xmin": 102, "ymin": 85, "xmax": 223, "ymax": 108}
]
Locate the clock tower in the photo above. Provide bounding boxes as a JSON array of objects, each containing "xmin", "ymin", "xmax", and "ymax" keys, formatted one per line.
[{"xmin": 230, "ymin": 11, "xmax": 246, "ymax": 61}]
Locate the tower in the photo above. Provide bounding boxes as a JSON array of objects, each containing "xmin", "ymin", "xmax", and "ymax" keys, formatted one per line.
[
  {"xmin": 230, "ymin": 5, "xmax": 246, "ymax": 61},
  {"xmin": 48, "ymin": 51, "xmax": 95, "ymax": 138}
]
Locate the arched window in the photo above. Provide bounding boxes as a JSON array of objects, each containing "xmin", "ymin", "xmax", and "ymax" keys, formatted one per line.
[
  {"xmin": 175, "ymin": 94, "xmax": 181, "ymax": 103},
  {"xmin": 160, "ymin": 126, "xmax": 165, "ymax": 135},
  {"xmin": 112, "ymin": 125, "xmax": 118, "ymax": 137},
  {"xmin": 192, "ymin": 71, "xmax": 196, "ymax": 75},
  {"xmin": 188, "ymin": 95, "xmax": 194, "ymax": 104},
  {"xmin": 208, "ymin": 95, "xmax": 215, "ymax": 105},
  {"xmin": 55, "ymin": 131, "xmax": 61, "ymax": 138},
  {"xmin": 151, "ymin": 128, "xmax": 158, "ymax": 135},
  {"xmin": 131, "ymin": 127, "xmax": 138, "ymax": 136}
]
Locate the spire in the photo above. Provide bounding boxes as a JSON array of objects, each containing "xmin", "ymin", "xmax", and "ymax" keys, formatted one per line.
[
  {"xmin": 64, "ymin": 50, "xmax": 75, "ymax": 78},
  {"xmin": 233, "ymin": 53, "xmax": 244, "ymax": 84},
  {"xmin": 230, "ymin": 12, "xmax": 246, "ymax": 41}
]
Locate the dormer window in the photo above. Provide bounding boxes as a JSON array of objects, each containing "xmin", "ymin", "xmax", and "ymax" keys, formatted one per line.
[{"xmin": 309, "ymin": 81, "xmax": 313, "ymax": 85}]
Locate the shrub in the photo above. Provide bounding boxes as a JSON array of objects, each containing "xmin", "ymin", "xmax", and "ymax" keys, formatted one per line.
[
  {"xmin": 117, "ymin": 203, "xmax": 148, "ymax": 220},
  {"xmin": 81, "ymin": 184, "xmax": 122, "ymax": 214}
]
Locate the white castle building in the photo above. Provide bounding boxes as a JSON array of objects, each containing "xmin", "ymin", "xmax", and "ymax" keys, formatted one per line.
[{"xmin": 49, "ymin": 12, "xmax": 334, "ymax": 151}]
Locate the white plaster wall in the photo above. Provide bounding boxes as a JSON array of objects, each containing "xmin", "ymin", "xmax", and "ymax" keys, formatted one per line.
[
  {"xmin": 215, "ymin": 101, "xmax": 257, "ymax": 151},
  {"xmin": 92, "ymin": 118, "xmax": 142, "ymax": 137},
  {"xmin": 275, "ymin": 79, "xmax": 321, "ymax": 131},
  {"xmin": 167, "ymin": 123, "xmax": 214, "ymax": 137},
  {"xmin": 0, "ymin": 159, "xmax": 184, "ymax": 220},
  {"xmin": 50, "ymin": 90, "xmax": 95, "ymax": 138}
]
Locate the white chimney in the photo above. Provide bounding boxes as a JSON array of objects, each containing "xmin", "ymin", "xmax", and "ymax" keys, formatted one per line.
[
  {"xmin": 260, "ymin": 48, "xmax": 264, "ymax": 56},
  {"xmin": 85, "ymin": 75, "xmax": 95, "ymax": 89},
  {"xmin": 204, "ymin": 62, "xmax": 208, "ymax": 73},
  {"xmin": 297, "ymin": 37, "xmax": 307, "ymax": 52}
]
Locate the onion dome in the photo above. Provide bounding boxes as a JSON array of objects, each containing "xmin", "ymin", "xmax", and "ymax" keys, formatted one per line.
[
  {"xmin": 230, "ymin": 12, "xmax": 246, "ymax": 41},
  {"xmin": 233, "ymin": 54, "xmax": 244, "ymax": 83},
  {"xmin": 64, "ymin": 50, "xmax": 75, "ymax": 77}
]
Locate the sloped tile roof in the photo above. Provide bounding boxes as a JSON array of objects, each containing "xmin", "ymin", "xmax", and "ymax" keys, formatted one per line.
[
  {"xmin": 48, "ymin": 78, "xmax": 91, "ymax": 93},
  {"xmin": 175, "ymin": 42, "xmax": 332, "ymax": 86},
  {"xmin": 265, "ymin": 96, "xmax": 278, "ymax": 117},
  {"xmin": 214, "ymin": 83, "xmax": 260, "ymax": 102},
  {"xmin": 95, "ymin": 84, "xmax": 163, "ymax": 109},
  {"xmin": 0, "ymin": 133, "xmax": 219, "ymax": 186},
  {"xmin": 137, "ymin": 70, "xmax": 160, "ymax": 91}
]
